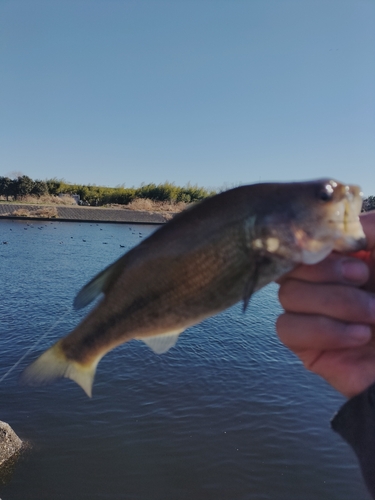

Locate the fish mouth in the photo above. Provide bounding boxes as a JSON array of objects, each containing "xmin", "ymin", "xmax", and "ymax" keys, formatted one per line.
[
  {"xmin": 296, "ymin": 182, "xmax": 366, "ymax": 265},
  {"xmin": 326, "ymin": 185, "xmax": 366, "ymax": 252}
]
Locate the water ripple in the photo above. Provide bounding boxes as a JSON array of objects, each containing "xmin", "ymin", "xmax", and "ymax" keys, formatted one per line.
[{"xmin": 0, "ymin": 220, "xmax": 369, "ymax": 500}]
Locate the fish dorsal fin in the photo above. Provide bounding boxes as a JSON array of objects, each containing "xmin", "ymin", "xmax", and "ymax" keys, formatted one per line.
[
  {"xmin": 73, "ymin": 244, "xmax": 151, "ymax": 310},
  {"xmin": 138, "ymin": 330, "xmax": 184, "ymax": 354},
  {"xmin": 73, "ymin": 262, "xmax": 121, "ymax": 310}
]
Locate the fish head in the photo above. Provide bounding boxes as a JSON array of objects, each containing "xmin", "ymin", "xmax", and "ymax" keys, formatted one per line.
[{"xmin": 255, "ymin": 179, "xmax": 366, "ymax": 265}]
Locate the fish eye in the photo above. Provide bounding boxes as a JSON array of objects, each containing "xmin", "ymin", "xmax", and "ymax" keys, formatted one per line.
[{"xmin": 317, "ymin": 184, "xmax": 334, "ymax": 202}]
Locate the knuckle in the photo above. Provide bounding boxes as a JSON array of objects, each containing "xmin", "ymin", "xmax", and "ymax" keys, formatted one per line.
[
  {"xmin": 329, "ymin": 286, "xmax": 363, "ymax": 316},
  {"xmin": 275, "ymin": 317, "xmax": 296, "ymax": 348},
  {"xmin": 275, "ymin": 314, "xmax": 287, "ymax": 335}
]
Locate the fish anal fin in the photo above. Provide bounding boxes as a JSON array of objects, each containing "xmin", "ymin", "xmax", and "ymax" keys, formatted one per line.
[
  {"xmin": 137, "ymin": 330, "xmax": 184, "ymax": 354},
  {"xmin": 20, "ymin": 340, "xmax": 102, "ymax": 398}
]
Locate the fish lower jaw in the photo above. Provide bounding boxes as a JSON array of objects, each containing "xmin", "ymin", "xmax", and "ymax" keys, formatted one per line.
[
  {"xmin": 329, "ymin": 221, "xmax": 366, "ymax": 252},
  {"xmin": 300, "ymin": 244, "xmax": 333, "ymax": 265},
  {"xmin": 300, "ymin": 233, "xmax": 367, "ymax": 264},
  {"xmin": 333, "ymin": 236, "xmax": 367, "ymax": 253}
]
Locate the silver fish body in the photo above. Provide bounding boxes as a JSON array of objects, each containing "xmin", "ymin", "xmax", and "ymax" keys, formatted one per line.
[{"xmin": 22, "ymin": 179, "xmax": 366, "ymax": 396}]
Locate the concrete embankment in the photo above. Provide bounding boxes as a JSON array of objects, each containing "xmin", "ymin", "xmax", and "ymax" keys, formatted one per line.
[{"xmin": 0, "ymin": 203, "xmax": 168, "ymax": 224}]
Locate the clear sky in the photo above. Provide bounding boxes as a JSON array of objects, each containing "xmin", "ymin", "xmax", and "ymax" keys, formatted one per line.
[{"xmin": 1, "ymin": 0, "xmax": 374, "ymax": 194}]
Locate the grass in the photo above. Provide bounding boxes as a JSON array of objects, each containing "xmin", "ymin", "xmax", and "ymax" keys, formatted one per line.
[
  {"xmin": 1, "ymin": 195, "xmax": 189, "ymax": 213},
  {"xmin": 124, "ymin": 199, "xmax": 190, "ymax": 213},
  {"xmin": 3, "ymin": 195, "xmax": 195, "ymax": 221},
  {"xmin": 11, "ymin": 207, "xmax": 58, "ymax": 218},
  {"xmin": 6, "ymin": 194, "xmax": 77, "ymax": 205}
]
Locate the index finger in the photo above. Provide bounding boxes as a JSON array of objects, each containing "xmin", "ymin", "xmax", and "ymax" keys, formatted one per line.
[{"xmin": 277, "ymin": 253, "xmax": 369, "ymax": 285}]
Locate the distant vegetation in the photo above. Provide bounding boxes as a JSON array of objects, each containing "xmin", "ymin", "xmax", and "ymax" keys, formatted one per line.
[
  {"xmin": 0, "ymin": 175, "xmax": 215, "ymax": 207},
  {"xmin": 362, "ymin": 196, "xmax": 375, "ymax": 213},
  {"xmin": 1, "ymin": 175, "xmax": 374, "ymax": 212},
  {"xmin": 12, "ymin": 206, "xmax": 58, "ymax": 218}
]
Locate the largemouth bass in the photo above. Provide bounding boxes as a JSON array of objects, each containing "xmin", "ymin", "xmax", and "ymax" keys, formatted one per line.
[{"xmin": 22, "ymin": 179, "xmax": 366, "ymax": 396}]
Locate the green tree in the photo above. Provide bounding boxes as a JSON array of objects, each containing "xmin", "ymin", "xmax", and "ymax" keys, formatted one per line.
[
  {"xmin": 76, "ymin": 185, "xmax": 90, "ymax": 203},
  {"xmin": 15, "ymin": 175, "xmax": 34, "ymax": 199},
  {"xmin": 2, "ymin": 174, "xmax": 213, "ymax": 206},
  {"xmin": 8, "ymin": 179, "xmax": 19, "ymax": 200},
  {"xmin": 31, "ymin": 180, "xmax": 49, "ymax": 197},
  {"xmin": 45, "ymin": 178, "xmax": 63, "ymax": 195},
  {"xmin": 362, "ymin": 196, "xmax": 375, "ymax": 212},
  {"xmin": 0, "ymin": 177, "xmax": 12, "ymax": 200}
]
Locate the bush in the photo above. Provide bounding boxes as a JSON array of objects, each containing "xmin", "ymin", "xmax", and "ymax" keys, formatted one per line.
[
  {"xmin": 31, "ymin": 180, "xmax": 48, "ymax": 197},
  {"xmin": 16, "ymin": 176, "xmax": 34, "ymax": 198},
  {"xmin": 0, "ymin": 177, "xmax": 12, "ymax": 200},
  {"xmin": 135, "ymin": 182, "xmax": 213, "ymax": 203},
  {"xmin": 4, "ymin": 176, "xmax": 214, "ymax": 206},
  {"xmin": 362, "ymin": 196, "xmax": 375, "ymax": 212}
]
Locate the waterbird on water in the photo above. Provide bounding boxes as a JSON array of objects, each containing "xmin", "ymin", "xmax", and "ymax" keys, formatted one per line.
[{"xmin": 21, "ymin": 179, "xmax": 366, "ymax": 397}]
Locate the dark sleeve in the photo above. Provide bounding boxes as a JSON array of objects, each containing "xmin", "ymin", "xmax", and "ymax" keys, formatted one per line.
[{"xmin": 331, "ymin": 383, "xmax": 375, "ymax": 499}]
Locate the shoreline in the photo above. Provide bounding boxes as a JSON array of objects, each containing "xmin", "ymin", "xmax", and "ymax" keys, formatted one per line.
[{"xmin": 0, "ymin": 203, "xmax": 170, "ymax": 225}]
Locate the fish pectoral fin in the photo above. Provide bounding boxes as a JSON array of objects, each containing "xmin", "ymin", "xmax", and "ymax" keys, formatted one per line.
[
  {"xmin": 20, "ymin": 340, "xmax": 102, "ymax": 398},
  {"xmin": 242, "ymin": 255, "xmax": 270, "ymax": 312},
  {"xmin": 74, "ymin": 261, "xmax": 122, "ymax": 310},
  {"xmin": 242, "ymin": 276, "xmax": 257, "ymax": 312},
  {"xmin": 138, "ymin": 330, "xmax": 184, "ymax": 354}
]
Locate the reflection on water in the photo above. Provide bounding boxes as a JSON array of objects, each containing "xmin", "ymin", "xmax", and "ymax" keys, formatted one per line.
[
  {"xmin": 0, "ymin": 450, "xmax": 24, "ymax": 487},
  {"xmin": 0, "ymin": 219, "xmax": 370, "ymax": 499}
]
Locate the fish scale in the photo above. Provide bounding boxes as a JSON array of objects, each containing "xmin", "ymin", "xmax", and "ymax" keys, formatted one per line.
[
  {"xmin": 68, "ymin": 224, "xmax": 250, "ymax": 359},
  {"xmin": 21, "ymin": 179, "xmax": 366, "ymax": 397}
]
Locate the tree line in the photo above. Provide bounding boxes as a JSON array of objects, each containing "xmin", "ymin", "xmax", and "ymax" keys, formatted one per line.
[
  {"xmin": 1, "ymin": 175, "xmax": 374, "ymax": 211},
  {"xmin": 361, "ymin": 196, "xmax": 375, "ymax": 213},
  {"xmin": 0, "ymin": 175, "xmax": 214, "ymax": 206}
]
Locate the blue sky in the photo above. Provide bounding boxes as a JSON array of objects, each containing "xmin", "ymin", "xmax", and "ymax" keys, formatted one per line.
[{"xmin": 1, "ymin": 0, "xmax": 374, "ymax": 194}]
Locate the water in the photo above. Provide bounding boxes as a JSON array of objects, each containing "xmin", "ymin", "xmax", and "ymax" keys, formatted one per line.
[{"xmin": 0, "ymin": 219, "xmax": 370, "ymax": 500}]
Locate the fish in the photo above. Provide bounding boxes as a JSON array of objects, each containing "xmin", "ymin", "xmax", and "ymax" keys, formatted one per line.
[{"xmin": 21, "ymin": 179, "xmax": 366, "ymax": 397}]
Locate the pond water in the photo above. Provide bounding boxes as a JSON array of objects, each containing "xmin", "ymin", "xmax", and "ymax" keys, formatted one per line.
[{"xmin": 0, "ymin": 219, "xmax": 370, "ymax": 499}]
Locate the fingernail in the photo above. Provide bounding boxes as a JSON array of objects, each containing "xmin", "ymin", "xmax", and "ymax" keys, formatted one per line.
[
  {"xmin": 346, "ymin": 324, "xmax": 371, "ymax": 343},
  {"xmin": 341, "ymin": 260, "xmax": 368, "ymax": 282}
]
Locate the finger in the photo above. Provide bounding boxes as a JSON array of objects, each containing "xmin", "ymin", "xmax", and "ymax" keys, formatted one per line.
[
  {"xmin": 276, "ymin": 313, "xmax": 371, "ymax": 351},
  {"xmin": 278, "ymin": 281, "xmax": 375, "ymax": 324},
  {"xmin": 277, "ymin": 253, "xmax": 369, "ymax": 286}
]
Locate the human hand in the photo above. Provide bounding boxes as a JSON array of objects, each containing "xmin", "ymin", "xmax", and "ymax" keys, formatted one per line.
[{"xmin": 276, "ymin": 211, "xmax": 375, "ymax": 398}]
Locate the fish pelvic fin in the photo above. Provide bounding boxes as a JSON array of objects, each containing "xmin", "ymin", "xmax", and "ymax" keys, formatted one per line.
[{"xmin": 20, "ymin": 340, "xmax": 101, "ymax": 397}]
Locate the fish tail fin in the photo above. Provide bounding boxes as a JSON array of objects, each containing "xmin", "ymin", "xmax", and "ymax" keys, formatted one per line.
[{"xmin": 20, "ymin": 340, "xmax": 100, "ymax": 397}]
